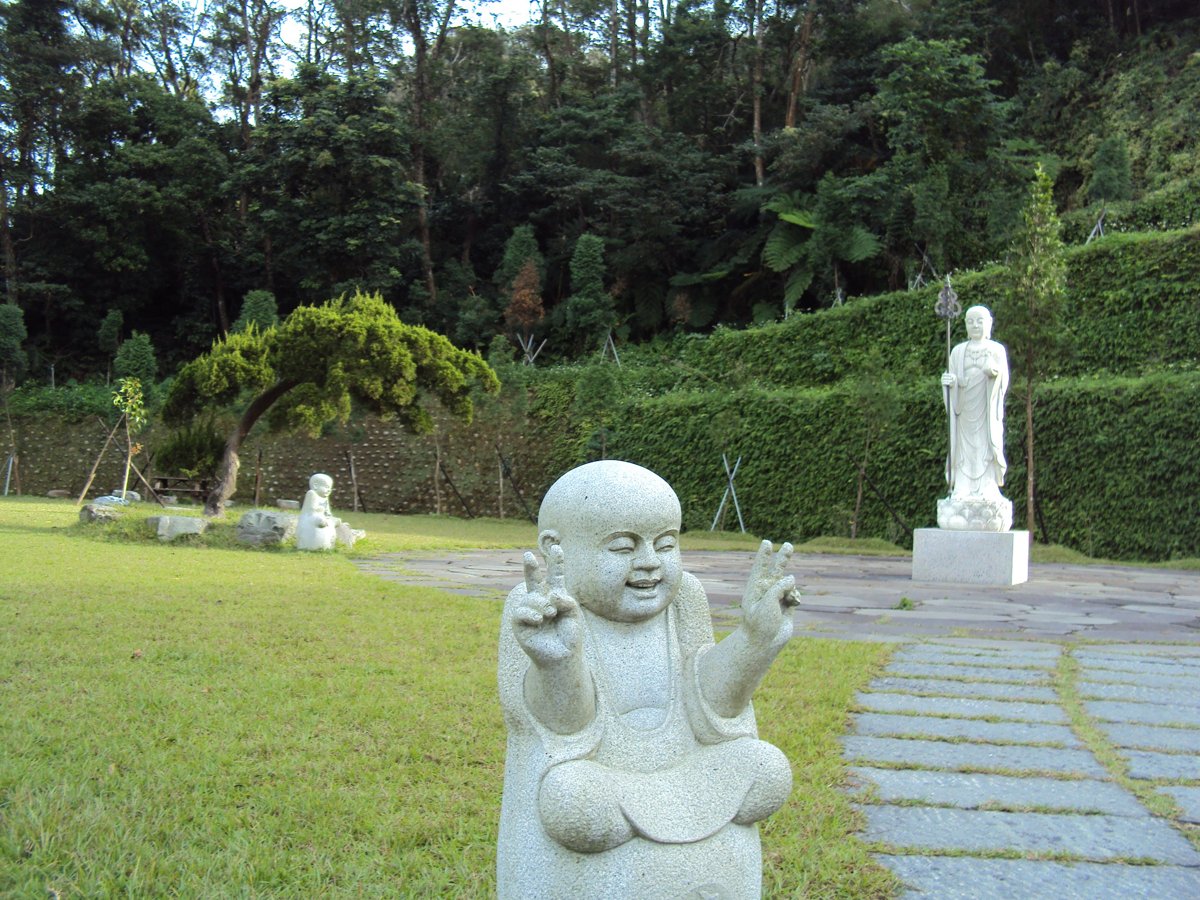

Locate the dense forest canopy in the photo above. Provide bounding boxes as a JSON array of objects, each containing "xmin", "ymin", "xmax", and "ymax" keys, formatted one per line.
[{"xmin": 2, "ymin": 0, "xmax": 1198, "ymax": 379}]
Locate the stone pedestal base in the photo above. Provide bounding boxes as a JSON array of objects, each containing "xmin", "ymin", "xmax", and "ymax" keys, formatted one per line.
[{"xmin": 912, "ymin": 528, "xmax": 1029, "ymax": 586}]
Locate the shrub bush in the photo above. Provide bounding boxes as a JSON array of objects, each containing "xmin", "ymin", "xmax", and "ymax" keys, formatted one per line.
[{"xmin": 603, "ymin": 372, "xmax": 1200, "ymax": 562}]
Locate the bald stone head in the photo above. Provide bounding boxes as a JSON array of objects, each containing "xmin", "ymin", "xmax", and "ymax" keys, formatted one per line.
[
  {"xmin": 964, "ymin": 305, "xmax": 994, "ymax": 341},
  {"xmin": 538, "ymin": 461, "xmax": 683, "ymax": 622}
]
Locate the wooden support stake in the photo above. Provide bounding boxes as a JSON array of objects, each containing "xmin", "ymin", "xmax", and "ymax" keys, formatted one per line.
[
  {"xmin": 345, "ymin": 450, "xmax": 365, "ymax": 512},
  {"xmin": 438, "ymin": 459, "xmax": 475, "ymax": 518},
  {"xmin": 77, "ymin": 416, "xmax": 124, "ymax": 505},
  {"xmin": 254, "ymin": 448, "xmax": 263, "ymax": 508},
  {"xmin": 496, "ymin": 445, "xmax": 535, "ymax": 523}
]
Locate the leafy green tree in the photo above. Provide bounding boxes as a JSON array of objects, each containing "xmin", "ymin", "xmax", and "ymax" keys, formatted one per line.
[
  {"xmin": 1088, "ymin": 135, "xmax": 1132, "ymax": 204},
  {"xmin": 563, "ymin": 233, "xmax": 614, "ymax": 352},
  {"xmin": 0, "ymin": 302, "xmax": 25, "ymax": 460},
  {"xmin": 872, "ymin": 35, "xmax": 1014, "ymax": 277},
  {"xmin": 0, "ymin": 303, "xmax": 28, "ymax": 386},
  {"xmin": 232, "ymin": 289, "xmax": 278, "ymax": 333},
  {"xmin": 163, "ymin": 291, "xmax": 500, "ymax": 516},
  {"xmin": 35, "ymin": 75, "xmax": 231, "ymax": 350},
  {"xmin": 0, "ymin": 0, "xmax": 86, "ymax": 305},
  {"xmin": 113, "ymin": 330, "xmax": 158, "ymax": 389},
  {"xmin": 241, "ymin": 67, "xmax": 421, "ymax": 307},
  {"xmin": 999, "ymin": 163, "xmax": 1066, "ymax": 540},
  {"xmin": 112, "ymin": 376, "xmax": 147, "ymax": 501}
]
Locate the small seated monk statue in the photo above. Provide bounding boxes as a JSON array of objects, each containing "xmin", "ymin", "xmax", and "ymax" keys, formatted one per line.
[
  {"xmin": 497, "ymin": 461, "xmax": 796, "ymax": 899},
  {"xmin": 296, "ymin": 473, "xmax": 363, "ymax": 550}
]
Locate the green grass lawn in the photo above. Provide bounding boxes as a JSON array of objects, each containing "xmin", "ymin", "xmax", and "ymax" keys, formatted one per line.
[{"xmin": 1, "ymin": 498, "xmax": 895, "ymax": 897}]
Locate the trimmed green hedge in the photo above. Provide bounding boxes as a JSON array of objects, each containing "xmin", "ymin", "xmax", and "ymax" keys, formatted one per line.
[{"xmin": 603, "ymin": 372, "xmax": 1200, "ymax": 562}]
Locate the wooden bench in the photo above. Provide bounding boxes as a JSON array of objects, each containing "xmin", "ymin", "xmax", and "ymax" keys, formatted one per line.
[{"xmin": 152, "ymin": 476, "xmax": 211, "ymax": 501}]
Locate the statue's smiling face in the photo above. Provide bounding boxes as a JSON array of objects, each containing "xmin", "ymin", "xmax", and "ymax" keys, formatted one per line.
[
  {"xmin": 563, "ymin": 509, "xmax": 683, "ymax": 623},
  {"xmin": 538, "ymin": 461, "xmax": 684, "ymax": 623}
]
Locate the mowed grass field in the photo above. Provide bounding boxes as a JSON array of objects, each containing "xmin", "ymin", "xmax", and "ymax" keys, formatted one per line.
[{"xmin": 0, "ymin": 498, "xmax": 896, "ymax": 897}]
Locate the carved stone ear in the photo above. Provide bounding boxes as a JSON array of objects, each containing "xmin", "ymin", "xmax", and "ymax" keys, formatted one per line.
[{"xmin": 538, "ymin": 530, "xmax": 560, "ymax": 558}]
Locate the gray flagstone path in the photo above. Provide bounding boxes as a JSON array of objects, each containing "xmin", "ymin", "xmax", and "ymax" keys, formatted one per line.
[{"xmin": 352, "ymin": 550, "xmax": 1200, "ymax": 897}]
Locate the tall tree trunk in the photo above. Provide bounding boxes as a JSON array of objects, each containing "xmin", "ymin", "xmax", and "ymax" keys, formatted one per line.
[
  {"xmin": 610, "ymin": 0, "xmax": 619, "ymax": 86},
  {"xmin": 784, "ymin": 8, "xmax": 815, "ymax": 129},
  {"xmin": 539, "ymin": 0, "xmax": 561, "ymax": 108},
  {"xmin": 205, "ymin": 378, "xmax": 298, "ymax": 516},
  {"xmin": 750, "ymin": 0, "xmax": 765, "ymax": 188}
]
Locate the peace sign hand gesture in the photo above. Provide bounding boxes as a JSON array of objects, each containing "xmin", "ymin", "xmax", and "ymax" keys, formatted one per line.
[{"xmin": 512, "ymin": 545, "xmax": 584, "ymax": 667}]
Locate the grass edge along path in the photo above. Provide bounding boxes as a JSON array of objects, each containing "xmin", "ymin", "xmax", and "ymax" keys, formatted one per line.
[{"xmin": 0, "ymin": 497, "xmax": 897, "ymax": 898}]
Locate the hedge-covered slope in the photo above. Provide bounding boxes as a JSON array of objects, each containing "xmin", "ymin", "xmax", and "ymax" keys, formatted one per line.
[
  {"xmin": 617, "ymin": 227, "xmax": 1200, "ymax": 393},
  {"xmin": 602, "ymin": 373, "xmax": 1200, "ymax": 562}
]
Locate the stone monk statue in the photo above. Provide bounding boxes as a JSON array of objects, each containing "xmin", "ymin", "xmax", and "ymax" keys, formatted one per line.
[
  {"xmin": 939, "ymin": 305, "xmax": 1012, "ymax": 531},
  {"xmin": 497, "ymin": 461, "xmax": 795, "ymax": 899},
  {"xmin": 296, "ymin": 473, "xmax": 363, "ymax": 550}
]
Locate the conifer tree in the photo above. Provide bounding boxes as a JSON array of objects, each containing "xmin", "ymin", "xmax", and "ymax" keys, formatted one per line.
[
  {"xmin": 564, "ymin": 233, "xmax": 614, "ymax": 351},
  {"xmin": 1000, "ymin": 164, "xmax": 1067, "ymax": 540}
]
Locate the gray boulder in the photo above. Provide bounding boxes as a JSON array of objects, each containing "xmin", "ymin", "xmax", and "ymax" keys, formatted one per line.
[
  {"xmin": 146, "ymin": 515, "xmax": 208, "ymax": 542},
  {"xmin": 80, "ymin": 503, "xmax": 122, "ymax": 524},
  {"xmin": 237, "ymin": 509, "xmax": 297, "ymax": 547}
]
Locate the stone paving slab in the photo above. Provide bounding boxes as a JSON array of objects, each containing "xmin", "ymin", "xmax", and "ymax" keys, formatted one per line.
[
  {"xmin": 1075, "ymin": 648, "xmax": 1200, "ymax": 662},
  {"xmin": 1159, "ymin": 786, "xmax": 1200, "ymax": 824},
  {"xmin": 894, "ymin": 648, "xmax": 1058, "ymax": 670},
  {"xmin": 1084, "ymin": 699, "xmax": 1200, "ymax": 727},
  {"xmin": 853, "ymin": 712, "xmax": 1081, "ymax": 746},
  {"xmin": 858, "ymin": 692, "xmax": 1068, "ymax": 723},
  {"xmin": 842, "ymin": 736, "xmax": 1107, "ymax": 777},
  {"xmin": 877, "ymin": 855, "xmax": 1200, "ymax": 899},
  {"xmin": 1098, "ymin": 721, "xmax": 1200, "ymax": 753},
  {"xmin": 1124, "ymin": 749, "xmax": 1200, "ymax": 781},
  {"xmin": 887, "ymin": 662, "xmax": 1054, "ymax": 683},
  {"xmin": 848, "ymin": 767, "xmax": 1146, "ymax": 816},
  {"xmin": 858, "ymin": 806, "xmax": 1200, "ymax": 863},
  {"xmin": 1075, "ymin": 656, "xmax": 1200, "ymax": 679},
  {"xmin": 1077, "ymin": 668, "xmax": 1197, "ymax": 690},
  {"xmin": 1077, "ymin": 680, "xmax": 1198, "ymax": 705},
  {"xmin": 914, "ymin": 640, "xmax": 1062, "ymax": 655},
  {"xmin": 870, "ymin": 677, "xmax": 1058, "ymax": 702}
]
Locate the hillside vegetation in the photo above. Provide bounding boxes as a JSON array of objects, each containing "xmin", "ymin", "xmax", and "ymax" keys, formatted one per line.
[{"xmin": 524, "ymin": 226, "xmax": 1200, "ymax": 562}]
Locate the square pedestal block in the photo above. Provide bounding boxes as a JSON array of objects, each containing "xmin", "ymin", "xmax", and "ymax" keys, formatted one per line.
[{"xmin": 912, "ymin": 528, "xmax": 1030, "ymax": 586}]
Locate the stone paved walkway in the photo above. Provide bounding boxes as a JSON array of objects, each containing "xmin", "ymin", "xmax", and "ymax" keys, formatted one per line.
[
  {"xmin": 353, "ymin": 550, "xmax": 1200, "ymax": 898},
  {"xmin": 846, "ymin": 639, "xmax": 1200, "ymax": 898}
]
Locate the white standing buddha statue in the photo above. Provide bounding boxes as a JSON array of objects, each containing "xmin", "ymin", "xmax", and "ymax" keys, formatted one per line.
[{"xmin": 938, "ymin": 305, "xmax": 1013, "ymax": 531}]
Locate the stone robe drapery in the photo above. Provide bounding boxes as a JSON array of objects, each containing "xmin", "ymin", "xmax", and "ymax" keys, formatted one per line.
[
  {"xmin": 497, "ymin": 572, "xmax": 791, "ymax": 899},
  {"xmin": 945, "ymin": 338, "xmax": 1009, "ymax": 500}
]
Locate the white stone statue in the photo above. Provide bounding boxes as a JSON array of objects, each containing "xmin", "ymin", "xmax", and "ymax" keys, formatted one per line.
[
  {"xmin": 497, "ymin": 461, "xmax": 795, "ymax": 899},
  {"xmin": 939, "ymin": 305, "xmax": 1012, "ymax": 531},
  {"xmin": 296, "ymin": 473, "xmax": 363, "ymax": 550}
]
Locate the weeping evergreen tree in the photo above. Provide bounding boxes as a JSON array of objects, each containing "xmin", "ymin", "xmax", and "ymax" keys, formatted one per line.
[
  {"xmin": 164, "ymin": 292, "xmax": 499, "ymax": 516},
  {"xmin": 1000, "ymin": 164, "xmax": 1067, "ymax": 540}
]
